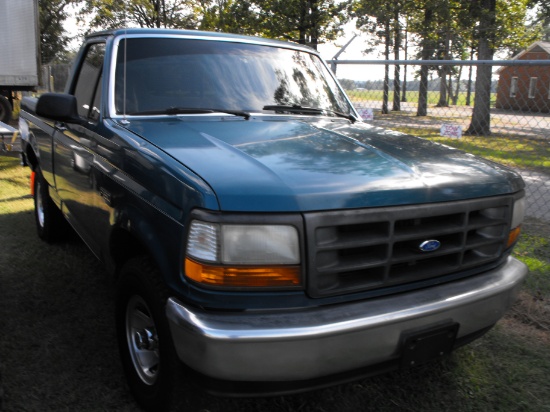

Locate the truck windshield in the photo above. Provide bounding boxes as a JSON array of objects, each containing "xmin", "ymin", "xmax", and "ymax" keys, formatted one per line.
[{"xmin": 114, "ymin": 37, "xmax": 352, "ymax": 117}]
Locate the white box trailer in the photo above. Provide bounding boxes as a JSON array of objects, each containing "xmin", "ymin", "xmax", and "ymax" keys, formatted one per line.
[{"xmin": 0, "ymin": 0, "xmax": 40, "ymax": 123}]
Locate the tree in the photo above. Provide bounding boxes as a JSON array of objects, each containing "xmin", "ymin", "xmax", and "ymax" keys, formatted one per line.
[
  {"xmin": 414, "ymin": 3, "xmax": 436, "ymax": 116},
  {"xmin": 528, "ymin": 0, "xmax": 550, "ymax": 41},
  {"xmin": 354, "ymin": 0, "xmax": 409, "ymax": 113},
  {"xmin": 39, "ymin": 0, "xmax": 77, "ymax": 63},
  {"xmin": 253, "ymin": 0, "xmax": 350, "ymax": 50},
  {"xmin": 407, "ymin": 0, "xmax": 534, "ymax": 120},
  {"xmin": 79, "ymin": 0, "xmax": 199, "ymax": 30},
  {"xmin": 465, "ymin": 0, "xmax": 495, "ymax": 136},
  {"xmin": 466, "ymin": 0, "xmax": 535, "ymax": 135},
  {"xmin": 407, "ymin": 0, "xmax": 467, "ymax": 111},
  {"xmin": 198, "ymin": 0, "xmax": 259, "ymax": 34}
]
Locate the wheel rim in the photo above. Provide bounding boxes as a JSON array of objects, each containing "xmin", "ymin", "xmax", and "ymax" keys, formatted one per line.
[
  {"xmin": 35, "ymin": 180, "xmax": 45, "ymax": 228},
  {"xmin": 125, "ymin": 295, "xmax": 160, "ymax": 386}
]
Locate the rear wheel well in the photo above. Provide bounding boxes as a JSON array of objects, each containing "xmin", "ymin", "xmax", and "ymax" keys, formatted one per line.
[{"xmin": 25, "ymin": 144, "xmax": 38, "ymax": 170}]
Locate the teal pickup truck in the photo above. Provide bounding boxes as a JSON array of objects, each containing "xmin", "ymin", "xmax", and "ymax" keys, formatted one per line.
[{"xmin": 19, "ymin": 28, "xmax": 528, "ymax": 411}]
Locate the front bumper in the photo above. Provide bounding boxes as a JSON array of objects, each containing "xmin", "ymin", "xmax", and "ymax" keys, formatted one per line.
[{"xmin": 166, "ymin": 257, "xmax": 527, "ymax": 383}]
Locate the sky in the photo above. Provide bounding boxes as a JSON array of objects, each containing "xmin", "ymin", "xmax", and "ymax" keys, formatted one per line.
[{"xmin": 317, "ymin": 23, "xmax": 388, "ymax": 80}]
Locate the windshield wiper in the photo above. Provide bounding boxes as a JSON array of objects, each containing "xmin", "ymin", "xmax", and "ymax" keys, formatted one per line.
[
  {"xmin": 128, "ymin": 107, "xmax": 250, "ymax": 119},
  {"xmin": 262, "ymin": 104, "xmax": 323, "ymax": 115},
  {"xmin": 262, "ymin": 105, "xmax": 357, "ymax": 123},
  {"xmin": 325, "ymin": 109, "xmax": 358, "ymax": 123}
]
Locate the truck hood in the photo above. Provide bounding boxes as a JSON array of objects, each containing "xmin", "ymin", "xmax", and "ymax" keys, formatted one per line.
[{"xmin": 123, "ymin": 117, "xmax": 524, "ymax": 212}]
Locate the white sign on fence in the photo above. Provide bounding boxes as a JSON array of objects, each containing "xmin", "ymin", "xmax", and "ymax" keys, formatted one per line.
[
  {"xmin": 440, "ymin": 124, "xmax": 462, "ymax": 138},
  {"xmin": 358, "ymin": 108, "xmax": 374, "ymax": 121}
]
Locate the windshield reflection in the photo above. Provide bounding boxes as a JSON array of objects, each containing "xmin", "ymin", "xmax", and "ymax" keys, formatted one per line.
[{"xmin": 114, "ymin": 37, "xmax": 351, "ymax": 116}]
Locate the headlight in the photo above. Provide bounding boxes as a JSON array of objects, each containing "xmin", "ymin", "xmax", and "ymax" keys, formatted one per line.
[
  {"xmin": 185, "ymin": 220, "xmax": 302, "ymax": 288},
  {"xmin": 507, "ymin": 197, "xmax": 525, "ymax": 247},
  {"xmin": 511, "ymin": 197, "xmax": 525, "ymax": 229}
]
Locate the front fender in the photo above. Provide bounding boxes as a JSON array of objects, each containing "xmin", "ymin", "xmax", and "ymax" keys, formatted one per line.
[{"xmin": 107, "ymin": 197, "xmax": 189, "ymax": 298}]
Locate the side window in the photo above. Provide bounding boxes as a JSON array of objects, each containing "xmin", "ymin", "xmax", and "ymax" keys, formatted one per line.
[
  {"xmin": 510, "ymin": 77, "xmax": 518, "ymax": 98},
  {"xmin": 90, "ymin": 74, "xmax": 102, "ymax": 122},
  {"xmin": 73, "ymin": 43, "xmax": 105, "ymax": 119},
  {"xmin": 528, "ymin": 77, "xmax": 538, "ymax": 99}
]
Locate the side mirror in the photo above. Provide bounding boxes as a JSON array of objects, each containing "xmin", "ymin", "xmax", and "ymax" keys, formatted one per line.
[{"xmin": 36, "ymin": 93, "xmax": 83, "ymax": 124}]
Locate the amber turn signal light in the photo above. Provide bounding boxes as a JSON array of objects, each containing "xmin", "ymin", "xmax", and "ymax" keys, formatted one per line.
[
  {"xmin": 185, "ymin": 258, "xmax": 301, "ymax": 288},
  {"xmin": 507, "ymin": 226, "xmax": 521, "ymax": 248}
]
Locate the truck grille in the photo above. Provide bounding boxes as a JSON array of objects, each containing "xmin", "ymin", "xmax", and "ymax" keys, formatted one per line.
[{"xmin": 304, "ymin": 195, "xmax": 515, "ymax": 298}]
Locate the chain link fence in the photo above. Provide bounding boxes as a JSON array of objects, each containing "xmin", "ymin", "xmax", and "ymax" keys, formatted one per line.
[
  {"xmin": 42, "ymin": 60, "xmax": 550, "ymax": 225},
  {"xmin": 331, "ymin": 59, "xmax": 550, "ymax": 287},
  {"xmin": 42, "ymin": 60, "xmax": 550, "ymax": 219},
  {"xmin": 40, "ymin": 61, "xmax": 550, "ymax": 221},
  {"xmin": 331, "ymin": 61, "xmax": 549, "ymax": 219}
]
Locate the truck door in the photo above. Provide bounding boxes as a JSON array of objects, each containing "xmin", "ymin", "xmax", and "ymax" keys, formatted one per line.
[{"xmin": 53, "ymin": 41, "xmax": 108, "ymax": 256}]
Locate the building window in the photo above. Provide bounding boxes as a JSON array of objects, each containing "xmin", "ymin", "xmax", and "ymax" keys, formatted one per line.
[
  {"xmin": 510, "ymin": 77, "xmax": 518, "ymax": 98},
  {"xmin": 528, "ymin": 77, "xmax": 538, "ymax": 99}
]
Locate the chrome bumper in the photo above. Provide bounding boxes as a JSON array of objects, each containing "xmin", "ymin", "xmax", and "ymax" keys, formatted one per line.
[{"xmin": 166, "ymin": 257, "xmax": 527, "ymax": 382}]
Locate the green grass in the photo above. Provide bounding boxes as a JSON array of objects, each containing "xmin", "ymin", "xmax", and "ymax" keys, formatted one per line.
[
  {"xmin": 386, "ymin": 126, "xmax": 550, "ymax": 175},
  {"xmin": 0, "ymin": 155, "xmax": 31, "ymax": 213},
  {"xmin": 346, "ymin": 89, "xmax": 497, "ymax": 107},
  {"xmin": 433, "ymin": 135, "xmax": 550, "ymax": 173},
  {"xmin": 1, "ymin": 154, "xmax": 549, "ymax": 411},
  {"xmin": 514, "ymin": 219, "xmax": 550, "ymax": 298}
]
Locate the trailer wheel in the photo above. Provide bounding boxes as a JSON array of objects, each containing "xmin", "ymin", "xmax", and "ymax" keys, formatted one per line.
[{"xmin": 0, "ymin": 95, "xmax": 11, "ymax": 123}]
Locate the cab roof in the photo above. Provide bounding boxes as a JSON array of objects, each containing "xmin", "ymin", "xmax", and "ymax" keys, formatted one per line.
[{"xmin": 86, "ymin": 27, "xmax": 317, "ymax": 54}]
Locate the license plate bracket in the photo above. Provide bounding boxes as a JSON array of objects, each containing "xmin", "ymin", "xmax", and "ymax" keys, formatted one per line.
[{"xmin": 400, "ymin": 323, "xmax": 459, "ymax": 368}]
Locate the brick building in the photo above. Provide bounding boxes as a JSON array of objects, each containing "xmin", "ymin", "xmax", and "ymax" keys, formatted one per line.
[{"xmin": 495, "ymin": 41, "xmax": 550, "ymax": 113}]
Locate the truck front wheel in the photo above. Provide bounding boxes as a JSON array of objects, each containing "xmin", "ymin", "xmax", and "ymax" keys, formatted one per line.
[{"xmin": 116, "ymin": 256, "xmax": 181, "ymax": 411}]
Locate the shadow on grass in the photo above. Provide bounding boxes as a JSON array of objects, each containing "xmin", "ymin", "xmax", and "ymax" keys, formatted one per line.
[
  {"xmin": 0, "ymin": 209, "xmax": 135, "ymax": 410},
  {"xmin": 1, "ymin": 209, "xmax": 548, "ymax": 411},
  {"xmin": 0, "ymin": 209, "xmax": 462, "ymax": 412}
]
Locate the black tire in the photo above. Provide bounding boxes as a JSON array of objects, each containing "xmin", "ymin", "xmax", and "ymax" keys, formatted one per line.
[
  {"xmin": 116, "ymin": 256, "xmax": 180, "ymax": 411},
  {"xmin": 33, "ymin": 167, "xmax": 66, "ymax": 242},
  {"xmin": 0, "ymin": 95, "xmax": 11, "ymax": 124}
]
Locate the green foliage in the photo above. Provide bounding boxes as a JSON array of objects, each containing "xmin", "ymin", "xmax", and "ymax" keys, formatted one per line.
[
  {"xmin": 77, "ymin": 0, "xmax": 351, "ymax": 48},
  {"xmin": 252, "ymin": 0, "xmax": 351, "ymax": 49},
  {"xmin": 496, "ymin": 0, "xmax": 540, "ymax": 56},
  {"xmin": 39, "ymin": 0, "xmax": 77, "ymax": 63},
  {"xmin": 79, "ymin": 0, "xmax": 199, "ymax": 30},
  {"xmin": 528, "ymin": 0, "xmax": 550, "ymax": 41},
  {"xmin": 198, "ymin": 0, "xmax": 259, "ymax": 35}
]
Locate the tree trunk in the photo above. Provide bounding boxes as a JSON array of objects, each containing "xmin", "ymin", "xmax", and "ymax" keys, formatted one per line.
[
  {"xmin": 298, "ymin": 0, "xmax": 308, "ymax": 45},
  {"xmin": 310, "ymin": 0, "xmax": 319, "ymax": 50},
  {"xmin": 466, "ymin": 47, "xmax": 474, "ymax": 106},
  {"xmin": 466, "ymin": 0, "xmax": 496, "ymax": 136},
  {"xmin": 436, "ymin": 70, "xmax": 448, "ymax": 107},
  {"xmin": 417, "ymin": 7, "xmax": 433, "ymax": 117},
  {"xmin": 436, "ymin": 30, "xmax": 451, "ymax": 107},
  {"xmin": 382, "ymin": 19, "xmax": 390, "ymax": 114},
  {"xmin": 401, "ymin": 19, "xmax": 408, "ymax": 103},
  {"xmin": 452, "ymin": 65, "xmax": 462, "ymax": 105},
  {"xmin": 392, "ymin": 8, "xmax": 401, "ymax": 111},
  {"xmin": 417, "ymin": 65, "xmax": 429, "ymax": 117}
]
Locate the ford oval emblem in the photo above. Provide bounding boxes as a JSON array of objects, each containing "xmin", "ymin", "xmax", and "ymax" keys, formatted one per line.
[{"xmin": 419, "ymin": 240, "xmax": 441, "ymax": 252}]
